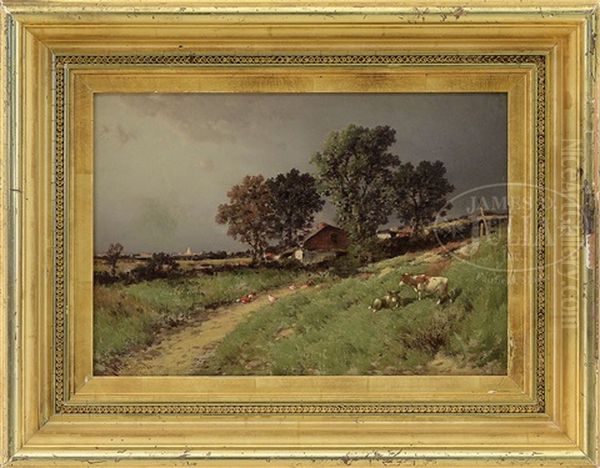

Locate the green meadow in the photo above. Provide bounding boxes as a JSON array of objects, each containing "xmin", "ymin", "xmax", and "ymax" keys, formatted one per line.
[
  {"xmin": 93, "ymin": 268, "xmax": 320, "ymax": 372},
  {"xmin": 197, "ymin": 231, "xmax": 507, "ymax": 375},
  {"xmin": 94, "ymin": 231, "xmax": 507, "ymax": 376}
]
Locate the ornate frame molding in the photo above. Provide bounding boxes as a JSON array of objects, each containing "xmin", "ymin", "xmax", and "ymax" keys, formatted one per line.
[
  {"xmin": 53, "ymin": 53, "xmax": 547, "ymax": 415},
  {"xmin": 1, "ymin": 3, "xmax": 597, "ymax": 466}
]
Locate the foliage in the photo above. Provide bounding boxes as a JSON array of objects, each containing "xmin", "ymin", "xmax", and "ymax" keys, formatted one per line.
[
  {"xmin": 105, "ymin": 242, "xmax": 124, "ymax": 276},
  {"xmin": 311, "ymin": 124, "xmax": 400, "ymax": 246},
  {"xmin": 266, "ymin": 168, "xmax": 325, "ymax": 249},
  {"xmin": 129, "ymin": 252, "xmax": 181, "ymax": 282},
  {"xmin": 328, "ymin": 239, "xmax": 387, "ymax": 278},
  {"xmin": 94, "ymin": 270, "xmax": 122, "ymax": 285},
  {"xmin": 393, "ymin": 160, "xmax": 454, "ymax": 235},
  {"xmin": 216, "ymin": 175, "xmax": 278, "ymax": 261},
  {"xmin": 328, "ymin": 252, "xmax": 363, "ymax": 278}
]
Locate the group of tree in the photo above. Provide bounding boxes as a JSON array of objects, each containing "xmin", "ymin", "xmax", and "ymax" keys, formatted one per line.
[
  {"xmin": 216, "ymin": 124, "xmax": 454, "ymax": 260},
  {"xmin": 216, "ymin": 169, "xmax": 324, "ymax": 261}
]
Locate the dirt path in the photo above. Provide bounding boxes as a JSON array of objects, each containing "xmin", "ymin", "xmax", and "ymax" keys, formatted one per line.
[{"xmin": 116, "ymin": 286, "xmax": 300, "ymax": 376}]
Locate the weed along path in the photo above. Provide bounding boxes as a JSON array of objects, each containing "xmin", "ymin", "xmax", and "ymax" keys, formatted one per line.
[{"xmin": 116, "ymin": 286, "xmax": 301, "ymax": 376}]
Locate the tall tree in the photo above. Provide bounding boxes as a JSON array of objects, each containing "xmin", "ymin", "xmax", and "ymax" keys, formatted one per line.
[
  {"xmin": 216, "ymin": 175, "xmax": 277, "ymax": 261},
  {"xmin": 105, "ymin": 243, "xmax": 124, "ymax": 277},
  {"xmin": 266, "ymin": 169, "xmax": 325, "ymax": 248},
  {"xmin": 393, "ymin": 160, "xmax": 454, "ymax": 235},
  {"xmin": 310, "ymin": 124, "xmax": 399, "ymax": 245}
]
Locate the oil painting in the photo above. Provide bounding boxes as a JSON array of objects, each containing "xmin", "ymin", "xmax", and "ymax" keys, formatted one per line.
[{"xmin": 93, "ymin": 93, "xmax": 508, "ymax": 376}]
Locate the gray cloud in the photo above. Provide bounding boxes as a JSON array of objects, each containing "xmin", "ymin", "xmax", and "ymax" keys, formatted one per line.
[
  {"xmin": 94, "ymin": 93, "xmax": 506, "ymax": 254},
  {"xmin": 118, "ymin": 94, "xmax": 281, "ymax": 146}
]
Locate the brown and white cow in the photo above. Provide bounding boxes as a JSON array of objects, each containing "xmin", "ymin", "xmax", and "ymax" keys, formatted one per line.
[{"xmin": 399, "ymin": 273, "xmax": 449, "ymax": 304}]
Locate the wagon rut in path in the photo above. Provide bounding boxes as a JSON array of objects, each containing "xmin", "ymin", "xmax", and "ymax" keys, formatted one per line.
[{"xmin": 115, "ymin": 286, "xmax": 300, "ymax": 375}]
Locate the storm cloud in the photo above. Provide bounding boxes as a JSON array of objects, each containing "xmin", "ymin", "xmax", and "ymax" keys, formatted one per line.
[{"xmin": 94, "ymin": 93, "xmax": 506, "ymax": 254}]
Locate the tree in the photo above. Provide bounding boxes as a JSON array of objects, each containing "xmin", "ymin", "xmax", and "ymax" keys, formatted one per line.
[
  {"xmin": 105, "ymin": 243, "xmax": 124, "ymax": 277},
  {"xmin": 216, "ymin": 175, "xmax": 277, "ymax": 261},
  {"xmin": 393, "ymin": 160, "xmax": 454, "ymax": 236},
  {"xmin": 311, "ymin": 124, "xmax": 400, "ymax": 245},
  {"xmin": 266, "ymin": 169, "xmax": 325, "ymax": 249}
]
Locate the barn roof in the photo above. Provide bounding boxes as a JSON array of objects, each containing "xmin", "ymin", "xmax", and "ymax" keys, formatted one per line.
[{"xmin": 301, "ymin": 223, "xmax": 344, "ymax": 245}]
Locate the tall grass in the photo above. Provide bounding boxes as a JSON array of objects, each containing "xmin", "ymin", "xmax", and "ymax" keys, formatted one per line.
[
  {"xmin": 94, "ymin": 287, "xmax": 161, "ymax": 367},
  {"xmin": 442, "ymin": 230, "xmax": 508, "ymax": 367},
  {"xmin": 199, "ymin": 231, "xmax": 507, "ymax": 375},
  {"xmin": 122, "ymin": 268, "xmax": 315, "ymax": 312},
  {"xmin": 93, "ymin": 268, "xmax": 319, "ymax": 372}
]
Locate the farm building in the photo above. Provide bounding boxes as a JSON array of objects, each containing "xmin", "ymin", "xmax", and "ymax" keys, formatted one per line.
[
  {"xmin": 376, "ymin": 227, "xmax": 412, "ymax": 240},
  {"xmin": 374, "ymin": 211, "xmax": 508, "ymax": 249},
  {"xmin": 283, "ymin": 223, "xmax": 350, "ymax": 263},
  {"xmin": 303, "ymin": 223, "xmax": 350, "ymax": 251},
  {"xmin": 173, "ymin": 247, "xmax": 195, "ymax": 260},
  {"xmin": 471, "ymin": 210, "xmax": 508, "ymax": 236},
  {"xmin": 134, "ymin": 252, "xmax": 153, "ymax": 260},
  {"xmin": 426, "ymin": 210, "xmax": 508, "ymax": 243}
]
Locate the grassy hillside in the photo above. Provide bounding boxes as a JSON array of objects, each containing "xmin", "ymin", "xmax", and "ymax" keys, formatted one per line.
[
  {"xmin": 197, "ymin": 231, "xmax": 507, "ymax": 375},
  {"xmin": 93, "ymin": 268, "xmax": 321, "ymax": 373}
]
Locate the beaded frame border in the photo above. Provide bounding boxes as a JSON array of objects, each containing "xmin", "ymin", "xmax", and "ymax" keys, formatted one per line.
[{"xmin": 52, "ymin": 53, "xmax": 546, "ymax": 415}]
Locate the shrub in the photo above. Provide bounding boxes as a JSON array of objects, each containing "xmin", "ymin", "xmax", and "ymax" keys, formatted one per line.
[
  {"xmin": 329, "ymin": 252, "xmax": 362, "ymax": 278},
  {"xmin": 128, "ymin": 253, "xmax": 181, "ymax": 282},
  {"xmin": 94, "ymin": 270, "xmax": 120, "ymax": 285},
  {"xmin": 399, "ymin": 309, "xmax": 452, "ymax": 354}
]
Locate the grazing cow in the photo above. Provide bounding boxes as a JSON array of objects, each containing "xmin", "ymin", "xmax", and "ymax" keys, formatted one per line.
[{"xmin": 399, "ymin": 273, "xmax": 449, "ymax": 304}]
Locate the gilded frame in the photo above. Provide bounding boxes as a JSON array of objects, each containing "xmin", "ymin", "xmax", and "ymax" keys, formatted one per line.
[
  {"xmin": 1, "ymin": 1, "xmax": 598, "ymax": 466},
  {"xmin": 68, "ymin": 66, "xmax": 536, "ymax": 412}
]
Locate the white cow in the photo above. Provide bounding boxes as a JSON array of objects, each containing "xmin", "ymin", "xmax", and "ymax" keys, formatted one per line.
[{"xmin": 399, "ymin": 273, "xmax": 449, "ymax": 304}]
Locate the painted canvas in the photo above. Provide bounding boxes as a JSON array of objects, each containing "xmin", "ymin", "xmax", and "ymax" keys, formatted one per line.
[{"xmin": 93, "ymin": 93, "xmax": 508, "ymax": 376}]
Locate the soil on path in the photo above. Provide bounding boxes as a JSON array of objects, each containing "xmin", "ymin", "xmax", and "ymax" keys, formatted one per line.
[{"xmin": 116, "ymin": 286, "xmax": 300, "ymax": 375}]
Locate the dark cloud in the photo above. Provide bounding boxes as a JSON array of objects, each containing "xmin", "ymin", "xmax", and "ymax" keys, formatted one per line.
[
  {"xmin": 118, "ymin": 94, "xmax": 274, "ymax": 145},
  {"xmin": 94, "ymin": 93, "xmax": 506, "ymax": 254}
]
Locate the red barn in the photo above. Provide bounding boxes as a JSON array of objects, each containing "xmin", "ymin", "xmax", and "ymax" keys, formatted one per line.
[
  {"xmin": 302, "ymin": 223, "xmax": 350, "ymax": 251},
  {"xmin": 293, "ymin": 223, "xmax": 350, "ymax": 263}
]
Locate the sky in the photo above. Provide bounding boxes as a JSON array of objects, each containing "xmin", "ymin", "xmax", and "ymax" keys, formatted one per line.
[{"xmin": 94, "ymin": 93, "xmax": 507, "ymax": 254}]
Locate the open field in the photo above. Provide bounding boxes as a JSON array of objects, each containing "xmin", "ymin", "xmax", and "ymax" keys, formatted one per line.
[
  {"xmin": 93, "ymin": 267, "xmax": 323, "ymax": 374},
  {"xmin": 197, "ymin": 232, "xmax": 507, "ymax": 375},
  {"xmin": 94, "ymin": 231, "xmax": 507, "ymax": 376},
  {"xmin": 114, "ymin": 286, "xmax": 308, "ymax": 375},
  {"xmin": 94, "ymin": 256, "xmax": 253, "ymax": 274}
]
